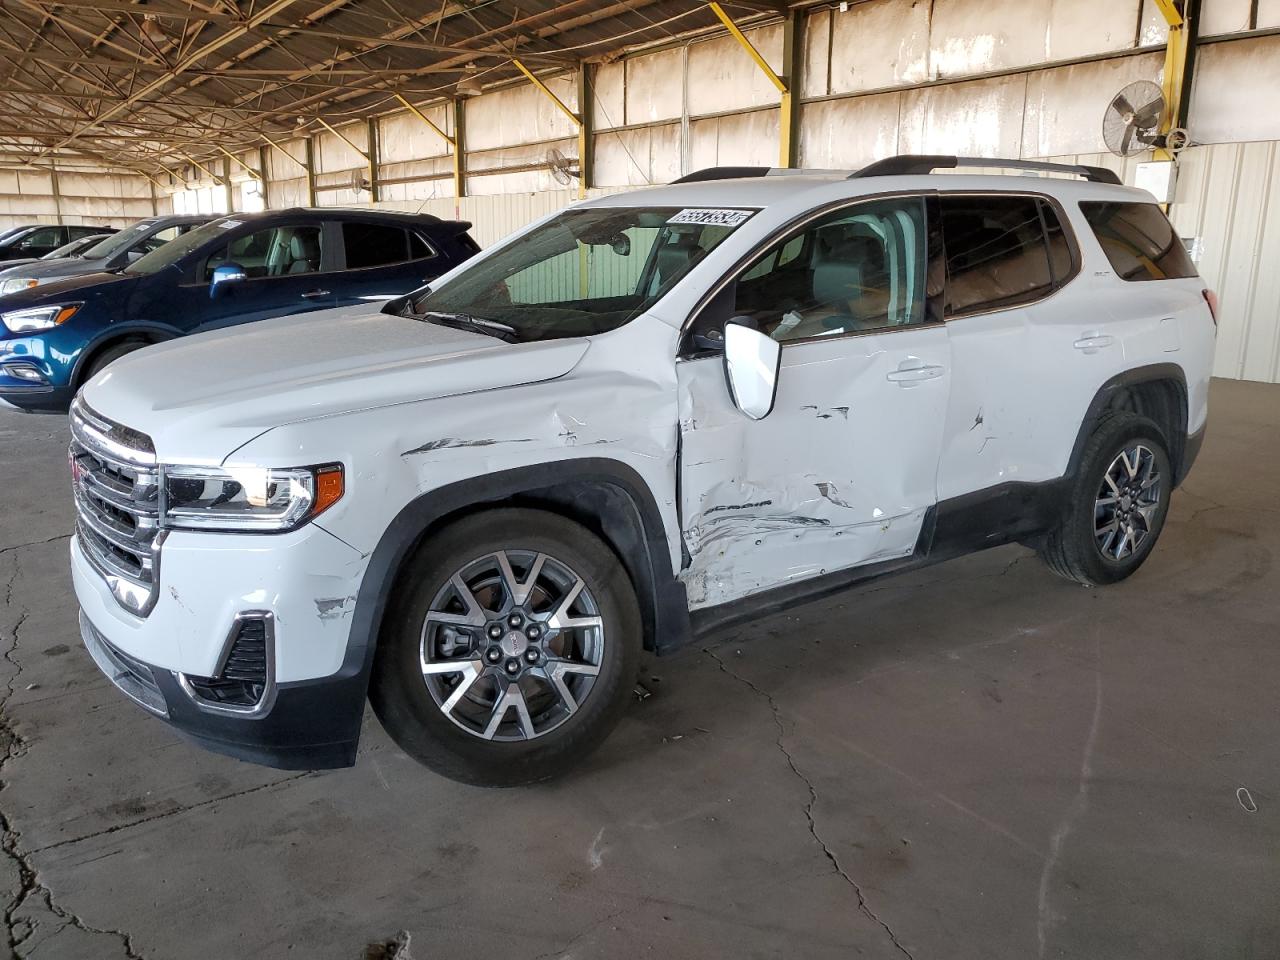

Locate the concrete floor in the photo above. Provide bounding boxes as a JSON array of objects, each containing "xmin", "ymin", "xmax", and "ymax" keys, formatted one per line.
[{"xmin": 1, "ymin": 378, "xmax": 1277, "ymax": 960}]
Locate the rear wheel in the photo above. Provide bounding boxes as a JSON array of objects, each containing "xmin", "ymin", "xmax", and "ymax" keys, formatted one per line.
[
  {"xmin": 370, "ymin": 509, "xmax": 641, "ymax": 785},
  {"xmin": 1039, "ymin": 412, "xmax": 1172, "ymax": 586}
]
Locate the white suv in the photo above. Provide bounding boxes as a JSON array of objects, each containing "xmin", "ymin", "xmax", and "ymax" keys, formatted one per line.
[{"xmin": 69, "ymin": 156, "xmax": 1214, "ymax": 784}]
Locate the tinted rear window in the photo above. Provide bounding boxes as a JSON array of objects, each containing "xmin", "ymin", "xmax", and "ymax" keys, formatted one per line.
[
  {"xmin": 1079, "ymin": 201, "xmax": 1197, "ymax": 281},
  {"xmin": 941, "ymin": 195, "xmax": 1064, "ymax": 316},
  {"xmin": 343, "ymin": 222, "xmax": 409, "ymax": 269}
]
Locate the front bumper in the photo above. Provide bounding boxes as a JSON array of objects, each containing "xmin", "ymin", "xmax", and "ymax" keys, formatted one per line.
[
  {"xmin": 0, "ymin": 334, "xmax": 73, "ymax": 410},
  {"xmin": 71, "ymin": 520, "xmax": 375, "ymax": 770},
  {"xmin": 79, "ymin": 609, "xmax": 368, "ymax": 769}
]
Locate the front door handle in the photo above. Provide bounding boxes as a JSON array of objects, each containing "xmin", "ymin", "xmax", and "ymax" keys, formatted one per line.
[
  {"xmin": 1073, "ymin": 332, "xmax": 1115, "ymax": 354},
  {"xmin": 301, "ymin": 289, "xmax": 330, "ymax": 299},
  {"xmin": 885, "ymin": 359, "xmax": 946, "ymax": 386}
]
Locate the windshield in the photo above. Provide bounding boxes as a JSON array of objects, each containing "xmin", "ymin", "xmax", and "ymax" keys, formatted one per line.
[
  {"xmin": 407, "ymin": 206, "xmax": 754, "ymax": 340},
  {"xmin": 41, "ymin": 236, "xmax": 100, "ymax": 260},
  {"xmin": 123, "ymin": 218, "xmax": 231, "ymax": 276},
  {"xmin": 81, "ymin": 220, "xmax": 162, "ymax": 260}
]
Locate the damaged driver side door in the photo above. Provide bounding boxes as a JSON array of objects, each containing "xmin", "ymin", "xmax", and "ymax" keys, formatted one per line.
[{"xmin": 677, "ymin": 194, "xmax": 951, "ymax": 609}]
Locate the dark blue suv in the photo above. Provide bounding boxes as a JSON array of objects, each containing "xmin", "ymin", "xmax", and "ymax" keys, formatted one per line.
[{"xmin": 0, "ymin": 208, "xmax": 478, "ymax": 411}]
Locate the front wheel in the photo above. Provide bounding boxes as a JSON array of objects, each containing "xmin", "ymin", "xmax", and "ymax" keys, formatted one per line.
[
  {"xmin": 83, "ymin": 339, "xmax": 147, "ymax": 382},
  {"xmin": 1039, "ymin": 412, "xmax": 1173, "ymax": 586},
  {"xmin": 370, "ymin": 509, "xmax": 641, "ymax": 785}
]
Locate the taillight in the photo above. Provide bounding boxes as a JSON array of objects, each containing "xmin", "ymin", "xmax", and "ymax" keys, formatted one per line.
[{"xmin": 1202, "ymin": 288, "xmax": 1219, "ymax": 327}]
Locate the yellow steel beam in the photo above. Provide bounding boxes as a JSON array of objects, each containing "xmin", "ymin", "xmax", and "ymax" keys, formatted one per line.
[
  {"xmin": 512, "ymin": 58, "xmax": 582, "ymax": 128},
  {"xmin": 217, "ymin": 145, "xmax": 263, "ymax": 180},
  {"xmin": 393, "ymin": 92, "xmax": 454, "ymax": 145},
  {"xmin": 1153, "ymin": 0, "xmax": 1184, "ymax": 26},
  {"xmin": 708, "ymin": 1, "xmax": 786, "ymax": 94},
  {"xmin": 1155, "ymin": 0, "xmax": 1191, "ymax": 161}
]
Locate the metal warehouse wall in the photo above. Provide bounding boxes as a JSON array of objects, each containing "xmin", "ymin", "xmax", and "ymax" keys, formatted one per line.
[
  {"xmin": 157, "ymin": 0, "xmax": 1280, "ymax": 382},
  {"xmin": 0, "ymin": 169, "xmax": 162, "ymax": 232}
]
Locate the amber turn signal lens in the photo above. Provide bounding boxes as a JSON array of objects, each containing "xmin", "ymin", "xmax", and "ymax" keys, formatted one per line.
[
  {"xmin": 55, "ymin": 304, "xmax": 80, "ymax": 325},
  {"xmin": 313, "ymin": 465, "xmax": 344, "ymax": 516}
]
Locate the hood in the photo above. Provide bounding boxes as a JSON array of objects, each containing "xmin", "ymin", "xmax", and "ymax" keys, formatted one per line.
[
  {"xmin": 0, "ymin": 269, "xmax": 134, "ymax": 311},
  {"xmin": 80, "ymin": 305, "xmax": 591, "ymax": 463},
  {"xmin": 0, "ymin": 257, "xmax": 40, "ymax": 273},
  {"xmin": 6, "ymin": 256, "xmax": 115, "ymax": 283}
]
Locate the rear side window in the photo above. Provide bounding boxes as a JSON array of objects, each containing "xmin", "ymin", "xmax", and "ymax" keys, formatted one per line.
[
  {"xmin": 409, "ymin": 231, "xmax": 437, "ymax": 261},
  {"xmin": 343, "ymin": 222, "xmax": 410, "ymax": 269},
  {"xmin": 940, "ymin": 195, "xmax": 1073, "ymax": 317},
  {"xmin": 1079, "ymin": 201, "xmax": 1197, "ymax": 281}
]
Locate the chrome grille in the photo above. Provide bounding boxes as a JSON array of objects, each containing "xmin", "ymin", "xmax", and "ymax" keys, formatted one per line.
[{"xmin": 70, "ymin": 396, "xmax": 164, "ymax": 616}]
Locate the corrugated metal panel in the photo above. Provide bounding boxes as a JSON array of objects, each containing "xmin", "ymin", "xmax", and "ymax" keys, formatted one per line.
[
  {"xmin": 380, "ymin": 108, "xmax": 452, "ymax": 163},
  {"xmin": 689, "ymin": 111, "xmax": 779, "ymax": 170},
  {"xmin": 314, "ymin": 125, "xmax": 367, "ymax": 174},
  {"xmin": 466, "ymin": 73, "xmax": 580, "ymax": 152},
  {"xmin": 802, "ymin": 8, "xmax": 831, "ymax": 99},
  {"xmin": 593, "ymin": 61, "xmax": 626, "ymax": 130},
  {"xmin": 899, "ymin": 73, "xmax": 1028, "ymax": 157},
  {"xmin": 828, "ymin": 0, "xmax": 930, "ymax": 94},
  {"xmin": 1022, "ymin": 53, "xmax": 1163, "ymax": 157},
  {"xmin": 266, "ymin": 139, "xmax": 308, "ymax": 181},
  {"xmin": 625, "ymin": 47, "xmax": 684, "ymax": 124},
  {"xmin": 799, "ymin": 92, "xmax": 903, "ymax": 169},
  {"xmin": 1138, "ymin": 0, "xmax": 1171, "ymax": 45},
  {"xmin": 930, "ymin": 0, "xmax": 1051, "ymax": 76},
  {"xmin": 1169, "ymin": 142, "xmax": 1280, "ymax": 382},
  {"xmin": 1200, "ymin": 0, "xmax": 1253, "ymax": 35},
  {"xmin": 686, "ymin": 25, "xmax": 783, "ymax": 116},
  {"xmin": 1189, "ymin": 36, "xmax": 1280, "ymax": 143},
  {"xmin": 594, "ymin": 124, "xmax": 678, "ymax": 187}
]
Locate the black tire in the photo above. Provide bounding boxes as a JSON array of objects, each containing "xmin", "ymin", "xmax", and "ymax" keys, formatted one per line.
[
  {"xmin": 369, "ymin": 508, "xmax": 642, "ymax": 786},
  {"xmin": 1039, "ymin": 412, "xmax": 1173, "ymax": 586},
  {"xmin": 83, "ymin": 339, "xmax": 147, "ymax": 381}
]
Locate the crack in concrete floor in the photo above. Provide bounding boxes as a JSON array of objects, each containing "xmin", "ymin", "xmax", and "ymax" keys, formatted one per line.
[
  {"xmin": 705, "ymin": 647, "xmax": 915, "ymax": 960},
  {"xmin": 2, "ymin": 541, "xmax": 145, "ymax": 959}
]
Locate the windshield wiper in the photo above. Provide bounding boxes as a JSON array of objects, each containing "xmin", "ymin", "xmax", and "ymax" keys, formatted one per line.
[{"xmin": 417, "ymin": 310, "xmax": 519, "ymax": 342}]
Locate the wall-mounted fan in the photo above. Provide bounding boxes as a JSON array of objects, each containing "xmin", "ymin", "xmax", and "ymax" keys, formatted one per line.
[
  {"xmin": 546, "ymin": 148, "xmax": 580, "ymax": 186},
  {"xmin": 348, "ymin": 169, "xmax": 372, "ymax": 194},
  {"xmin": 1103, "ymin": 80, "xmax": 1167, "ymax": 157}
]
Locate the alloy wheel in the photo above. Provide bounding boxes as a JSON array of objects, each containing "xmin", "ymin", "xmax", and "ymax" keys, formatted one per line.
[
  {"xmin": 418, "ymin": 549, "xmax": 605, "ymax": 741},
  {"xmin": 1094, "ymin": 443, "xmax": 1162, "ymax": 561}
]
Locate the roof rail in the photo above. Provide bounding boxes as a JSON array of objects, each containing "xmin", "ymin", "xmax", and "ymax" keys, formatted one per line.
[
  {"xmin": 672, "ymin": 166, "xmax": 771, "ymax": 183},
  {"xmin": 852, "ymin": 155, "xmax": 1123, "ymax": 185}
]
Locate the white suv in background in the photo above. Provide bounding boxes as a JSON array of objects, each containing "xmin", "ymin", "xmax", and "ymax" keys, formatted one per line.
[{"xmin": 69, "ymin": 156, "xmax": 1214, "ymax": 785}]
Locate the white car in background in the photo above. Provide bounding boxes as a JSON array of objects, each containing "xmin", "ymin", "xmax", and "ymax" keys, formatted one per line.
[{"xmin": 68, "ymin": 155, "xmax": 1214, "ymax": 784}]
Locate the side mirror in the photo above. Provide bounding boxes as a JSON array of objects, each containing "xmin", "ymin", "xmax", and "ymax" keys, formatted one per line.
[
  {"xmin": 209, "ymin": 263, "xmax": 246, "ymax": 299},
  {"xmin": 723, "ymin": 318, "xmax": 781, "ymax": 420}
]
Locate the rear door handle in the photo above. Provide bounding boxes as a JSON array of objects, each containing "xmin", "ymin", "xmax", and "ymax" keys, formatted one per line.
[
  {"xmin": 301, "ymin": 289, "xmax": 330, "ymax": 299},
  {"xmin": 885, "ymin": 360, "xmax": 946, "ymax": 386},
  {"xmin": 1073, "ymin": 332, "xmax": 1115, "ymax": 354}
]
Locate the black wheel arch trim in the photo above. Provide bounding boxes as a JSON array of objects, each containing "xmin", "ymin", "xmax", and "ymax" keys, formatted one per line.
[
  {"xmin": 70, "ymin": 321, "xmax": 181, "ymax": 387},
  {"xmin": 328, "ymin": 457, "xmax": 691, "ymax": 756},
  {"xmin": 1066, "ymin": 362, "xmax": 1192, "ymax": 486}
]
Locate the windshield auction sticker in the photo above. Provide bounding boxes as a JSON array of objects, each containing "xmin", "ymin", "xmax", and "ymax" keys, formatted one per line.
[{"xmin": 668, "ymin": 208, "xmax": 754, "ymax": 227}]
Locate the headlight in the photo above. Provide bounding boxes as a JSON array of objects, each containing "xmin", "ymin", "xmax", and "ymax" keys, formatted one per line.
[
  {"xmin": 162, "ymin": 463, "xmax": 344, "ymax": 532},
  {"xmin": 0, "ymin": 278, "xmax": 38, "ymax": 295},
  {"xmin": 1, "ymin": 302, "xmax": 80, "ymax": 333}
]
